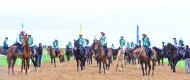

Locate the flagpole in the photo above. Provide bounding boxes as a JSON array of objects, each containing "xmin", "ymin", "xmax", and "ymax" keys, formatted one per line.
[{"xmin": 136, "ymin": 25, "xmax": 139, "ymax": 46}]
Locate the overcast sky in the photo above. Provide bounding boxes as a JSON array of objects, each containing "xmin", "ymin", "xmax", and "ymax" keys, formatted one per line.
[{"xmin": 0, "ymin": 0, "xmax": 190, "ymax": 48}]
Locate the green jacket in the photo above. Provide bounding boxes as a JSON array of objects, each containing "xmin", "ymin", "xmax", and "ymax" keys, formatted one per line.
[
  {"xmin": 53, "ymin": 40, "xmax": 59, "ymax": 48},
  {"xmin": 142, "ymin": 37, "xmax": 150, "ymax": 48},
  {"xmin": 68, "ymin": 42, "xmax": 72, "ymax": 48},
  {"xmin": 179, "ymin": 40, "xmax": 184, "ymax": 47},
  {"xmin": 3, "ymin": 39, "xmax": 8, "ymax": 47},
  {"xmin": 127, "ymin": 43, "xmax": 130, "ymax": 49},
  {"xmin": 119, "ymin": 39, "xmax": 125, "ymax": 47},
  {"xmin": 100, "ymin": 36, "xmax": 107, "ymax": 46},
  {"xmin": 130, "ymin": 43, "xmax": 135, "ymax": 49},
  {"xmin": 16, "ymin": 34, "xmax": 23, "ymax": 44},
  {"xmin": 85, "ymin": 41, "xmax": 90, "ymax": 47},
  {"xmin": 28, "ymin": 37, "xmax": 33, "ymax": 47},
  {"xmin": 78, "ymin": 38, "xmax": 84, "ymax": 47}
]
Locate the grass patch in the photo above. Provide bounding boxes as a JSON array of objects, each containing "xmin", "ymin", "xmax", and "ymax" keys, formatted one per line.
[{"xmin": 163, "ymin": 58, "xmax": 185, "ymax": 69}]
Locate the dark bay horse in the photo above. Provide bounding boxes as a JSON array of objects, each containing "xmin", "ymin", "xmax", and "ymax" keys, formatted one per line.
[
  {"xmin": 47, "ymin": 46, "xmax": 64, "ymax": 67},
  {"xmin": 91, "ymin": 40, "xmax": 108, "ymax": 73},
  {"xmin": 73, "ymin": 39, "xmax": 86, "ymax": 71},
  {"xmin": 133, "ymin": 47, "xmax": 157, "ymax": 76},
  {"xmin": 85, "ymin": 47, "xmax": 92, "ymax": 64},
  {"xmin": 30, "ymin": 45, "xmax": 39, "ymax": 71},
  {"xmin": 0, "ymin": 46, "xmax": 8, "ymax": 55},
  {"xmin": 125, "ymin": 48, "xmax": 136, "ymax": 64},
  {"xmin": 153, "ymin": 47, "xmax": 165, "ymax": 65},
  {"xmin": 66, "ymin": 45, "xmax": 73, "ymax": 62},
  {"xmin": 166, "ymin": 43, "xmax": 181, "ymax": 73}
]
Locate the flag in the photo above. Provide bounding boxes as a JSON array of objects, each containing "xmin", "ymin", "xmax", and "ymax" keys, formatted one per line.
[
  {"xmin": 80, "ymin": 24, "xmax": 83, "ymax": 34},
  {"xmin": 22, "ymin": 23, "xmax": 24, "ymax": 29},
  {"xmin": 136, "ymin": 25, "xmax": 139, "ymax": 45}
]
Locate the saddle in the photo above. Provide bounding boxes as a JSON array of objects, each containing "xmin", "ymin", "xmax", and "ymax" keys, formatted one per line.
[{"xmin": 145, "ymin": 48, "xmax": 153, "ymax": 59}]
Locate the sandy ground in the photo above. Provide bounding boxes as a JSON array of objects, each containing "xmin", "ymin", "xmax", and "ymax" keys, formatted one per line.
[{"xmin": 0, "ymin": 60, "xmax": 190, "ymax": 80}]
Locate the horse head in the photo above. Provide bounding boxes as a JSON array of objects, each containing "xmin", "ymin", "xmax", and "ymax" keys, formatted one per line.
[{"xmin": 166, "ymin": 43, "xmax": 176, "ymax": 53}]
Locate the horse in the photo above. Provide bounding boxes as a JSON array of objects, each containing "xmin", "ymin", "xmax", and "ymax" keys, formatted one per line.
[
  {"xmin": 91, "ymin": 39, "xmax": 107, "ymax": 73},
  {"xmin": 66, "ymin": 45, "xmax": 73, "ymax": 62},
  {"xmin": 153, "ymin": 47, "xmax": 165, "ymax": 66},
  {"xmin": 47, "ymin": 46, "xmax": 64, "ymax": 67},
  {"xmin": 111, "ymin": 48, "xmax": 119, "ymax": 61},
  {"xmin": 85, "ymin": 47, "xmax": 92, "ymax": 64},
  {"xmin": 0, "ymin": 46, "xmax": 8, "ymax": 55},
  {"xmin": 133, "ymin": 47, "xmax": 157, "ymax": 76},
  {"xmin": 73, "ymin": 39, "xmax": 86, "ymax": 71},
  {"xmin": 125, "ymin": 48, "xmax": 136, "ymax": 64},
  {"xmin": 116, "ymin": 47, "xmax": 125, "ymax": 71},
  {"xmin": 166, "ymin": 43, "xmax": 181, "ymax": 73},
  {"xmin": 20, "ymin": 34, "xmax": 31, "ymax": 75},
  {"xmin": 30, "ymin": 45, "xmax": 39, "ymax": 70},
  {"xmin": 106, "ymin": 48, "xmax": 113, "ymax": 70}
]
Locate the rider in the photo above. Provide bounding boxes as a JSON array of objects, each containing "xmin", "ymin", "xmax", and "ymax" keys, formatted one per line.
[
  {"xmin": 68, "ymin": 41, "xmax": 72, "ymax": 49},
  {"xmin": 173, "ymin": 38, "xmax": 178, "ymax": 47},
  {"xmin": 179, "ymin": 38, "xmax": 184, "ymax": 48},
  {"xmin": 111, "ymin": 43, "xmax": 114, "ymax": 49},
  {"xmin": 127, "ymin": 42, "xmax": 130, "ymax": 49},
  {"xmin": 138, "ymin": 40, "xmax": 142, "ymax": 47},
  {"xmin": 28, "ymin": 35, "xmax": 34, "ymax": 55},
  {"xmin": 142, "ymin": 34, "xmax": 151, "ymax": 60},
  {"xmin": 100, "ymin": 32, "xmax": 108, "ymax": 57},
  {"xmin": 3, "ymin": 37, "xmax": 9, "ymax": 50},
  {"xmin": 77, "ymin": 34, "xmax": 85, "ymax": 54},
  {"xmin": 85, "ymin": 39, "xmax": 90, "ymax": 54},
  {"xmin": 130, "ymin": 42, "xmax": 135, "ymax": 49},
  {"xmin": 15, "ymin": 30, "xmax": 25, "ymax": 53},
  {"xmin": 53, "ymin": 39, "xmax": 59, "ymax": 57},
  {"xmin": 119, "ymin": 36, "xmax": 125, "ymax": 48}
]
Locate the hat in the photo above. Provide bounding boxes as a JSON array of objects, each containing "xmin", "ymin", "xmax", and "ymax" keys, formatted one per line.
[
  {"xmin": 121, "ymin": 36, "xmax": 124, "ymax": 38},
  {"xmin": 101, "ymin": 32, "xmax": 105, "ymax": 35},
  {"xmin": 79, "ymin": 34, "xmax": 83, "ymax": 36}
]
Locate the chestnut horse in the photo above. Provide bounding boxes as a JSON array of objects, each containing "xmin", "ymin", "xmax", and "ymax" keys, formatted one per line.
[
  {"xmin": 47, "ymin": 46, "xmax": 64, "ymax": 67},
  {"xmin": 133, "ymin": 47, "xmax": 157, "ymax": 76},
  {"xmin": 7, "ymin": 34, "xmax": 31, "ymax": 75}
]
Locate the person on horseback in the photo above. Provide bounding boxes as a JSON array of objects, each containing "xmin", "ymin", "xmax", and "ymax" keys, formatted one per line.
[
  {"xmin": 77, "ymin": 34, "xmax": 85, "ymax": 55},
  {"xmin": 173, "ymin": 38, "xmax": 178, "ymax": 47},
  {"xmin": 138, "ymin": 40, "xmax": 142, "ymax": 47},
  {"xmin": 14, "ymin": 30, "xmax": 25, "ymax": 53},
  {"xmin": 111, "ymin": 43, "xmax": 114, "ymax": 49},
  {"xmin": 3, "ymin": 37, "xmax": 9, "ymax": 50},
  {"xmin": 100, "ymin": 32, "xmax": 108, "ymax": 57},
  {"xmin": 127, "ymin": 42, "xmax": 130, "ymax": 49},
  {"xmin": 178, "ymin": 38, "xmax": 184, "ymax": 48},
  {"xmin": 142, "ymin": 34, "xmax": 151, "ymax": 60},
  {"xmin": 53, "ymin": 39, "xmax": 59, "ymax": 57},
  {"xmin": 28, "ymin": 35, "xmax": 34, "ymax": 55},
  {"xmin": 130, "ymin": 42, "xmax": 135, "ymax": 49},
  {"xmin": 119, "ymin": 36, "xmax": 125, "ymax": 48},
  {"xmin": 68, "ymin": 41, "xmax": 72, "ymax": 49}
]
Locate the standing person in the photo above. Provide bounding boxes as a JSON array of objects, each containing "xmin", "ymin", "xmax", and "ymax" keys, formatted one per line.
[
  {"xmin": 37, "ymin": 43, "xmax": 43, "ymax": 67},
  {"xmin": 119, "ymin": 36, "xmax": 125, "ymax": 48},
  {"xmin": 142, "ymin": 34, "xmax": 151, "ymax": 60},
  {"xmin": 53, "ymin": 39, "xmax": 59, "ymax": 57},
  {"xmin": 3, "ymin": 37, "xmax": 9, "ymax": 50},
  {"xmin": 100, "ymin": 32, "xmax": 108, "ymax": 57}
]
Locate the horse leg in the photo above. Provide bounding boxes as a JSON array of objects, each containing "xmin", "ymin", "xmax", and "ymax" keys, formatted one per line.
[
  {"xmin": 51, "ymin": 58, "xmax": 53, "ymax": 67},
  {"xmin": 31, "ymin": 57, "xmax": 36, "ymax": 71},
  {"xmin": 54, "ymin": 58, "xmax": 56, "ymax": 67},
  {"xmin": 12, "ymin": 57, "xmax": 17, "ymax": 75},
  {"xmin": 26, "ymin": 59, "xmax": 29, "ymax": 75},
  {"xmin": 80, "ymin": 58, "xmax": 83, "ymax": 71},
  {"xmin": 148, "ymin": 62, "xmax": 151, "ymax": 75},
  {"xmin": 152, "ymin": 60, "xmax": 155, "ymax": 75},
  {"xmin": 140, "ymin": 61, "xmax": 145, "ymax": 76},
  {"xmin": 158, "ymin": 58, "xmax": 161, "ymax": 66},
  {"xmin": 21, "ymin": 59, "xmax": 24, "ymax": 73},
  {"xmin": 145, "ymin": 62, "xmax": 147, "ymax": 75},
  {"xmin": 161, "ymin": 58, "xmax": 164, "ymax": 66},
  {"xmin": 7, "ymin": 56, "xmax": 12, "ymax": 75},
  {"xmin": 99, "ymin": 62, "xmax": 101, "ymax": 73},
  {"xmin": 76, "ymin": 59, "xmax": 79, "ymax": 71}
]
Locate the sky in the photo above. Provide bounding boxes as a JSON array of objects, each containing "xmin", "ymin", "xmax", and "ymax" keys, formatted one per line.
[{"xmin": 0, "ymin": 0, "xmax": 190, "ymax": 48}]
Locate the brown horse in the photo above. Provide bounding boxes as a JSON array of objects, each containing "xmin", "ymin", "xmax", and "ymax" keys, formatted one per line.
[
  {"xmin": 106, "ymin": 48, "xmax": 113, "ymax": 71},
  {"xmin": 91, "ymin": 40, "xmax": 107, "ymax": 73},
  {"xmin": 47, "ymin": 46, "xmax": 64, "ymax": 67},
  {"xmin": 21, "ymin": 34, "xmax": 31, "ymax": 75},
  {"xmin": 133, "ymin": 47, "xmax": 157, "ymax": 76},
  {"xmin": 7, "ymin": 34, "xmax": 31, "ymax": 75}
]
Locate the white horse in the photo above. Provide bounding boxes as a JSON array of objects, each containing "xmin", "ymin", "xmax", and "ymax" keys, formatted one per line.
[{"xmin": 116, "ymin": 47, "xmax": 125, "ymax": 71}]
